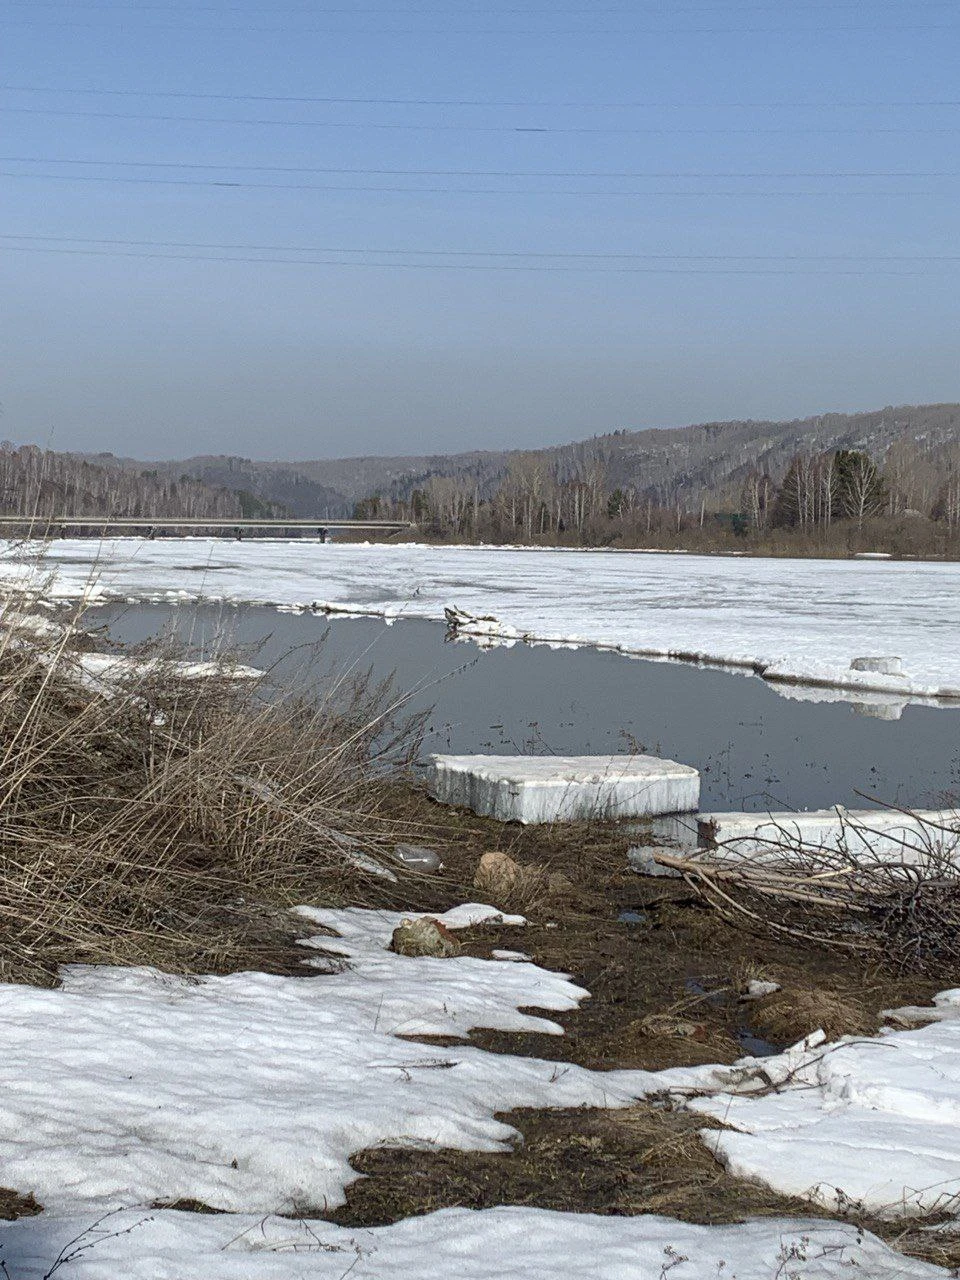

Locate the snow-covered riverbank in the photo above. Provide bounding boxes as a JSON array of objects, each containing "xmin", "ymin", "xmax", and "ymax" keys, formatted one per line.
[
  {"xmin": 2, "ymin": 539, "xmax": 959, "ymax": 703},
  {"xmin": 1, "ymin": 900, "xmax": 958, "ymax": 1278}
]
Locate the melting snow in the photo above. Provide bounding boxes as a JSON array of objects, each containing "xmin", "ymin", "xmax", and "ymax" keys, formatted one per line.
[
  {"xmin": 689, "ymin": 992, "xmax": 960, "ymax": 1218},
  {"xmin": 0, "ymin": 904, "xmax": 712, "ymax": 1215},
  {"xmin": 0, "ymin": 1206, "xmax": 943, "ymax": 1279}
]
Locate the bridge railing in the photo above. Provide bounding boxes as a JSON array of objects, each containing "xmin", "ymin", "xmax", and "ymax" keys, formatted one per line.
[{"xmin": 0, "ymin": 517, "xmax": 415, "ymax": 541}]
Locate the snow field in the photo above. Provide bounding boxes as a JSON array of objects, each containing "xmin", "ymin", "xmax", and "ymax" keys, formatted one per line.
[{"xmin": 0, "ymin": 900, "xmax": 958, "ymax": 1274}]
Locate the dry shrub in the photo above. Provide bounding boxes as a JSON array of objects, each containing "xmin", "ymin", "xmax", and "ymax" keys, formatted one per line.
[
  {"xmin": 0, "ymin": 599, "xmax": 426, "ymax": 984},
  {"xmin": 654, "ymin": 810, "xmax": 960, "ymax": 976}
]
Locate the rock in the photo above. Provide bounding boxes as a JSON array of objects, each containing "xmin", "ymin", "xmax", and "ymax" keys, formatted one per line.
[
  {"xmin": 392, "ymin": 843, "xmax": 444, "ymax": 873},
  {"xmin": 638, "ymin": 1013, "xmax": 708, "ymax": 1040},
  {"xmin": 473, "ymin": 851, "xmax": 524, "ymax": 897},
  {"xmin": 390, "ymin": 917, "xmax": 461, "ymax": 958},
  {"xmin": 473, "ymin": 852, "xmax": 574, "ymax": 911}
]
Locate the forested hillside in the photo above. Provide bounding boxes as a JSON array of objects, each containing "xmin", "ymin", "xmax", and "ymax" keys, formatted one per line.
[
  {"xmin": 0, "ymin": 444, "xmax": 279, "ymax": 522},
  {"xmin": 14, "ymin": 401, "xmax": 957, "ymax": 552},
  {"xmin": 94, "ymin": 403, "xmax": 960, "ymax": 527}
]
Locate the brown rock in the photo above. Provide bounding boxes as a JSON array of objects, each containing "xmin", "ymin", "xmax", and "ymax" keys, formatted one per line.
[
  {"xmin": 474, "ymin": 851, "xmax": 522, "ymax": 897},
  {"xmin": 390, "ymin": 916, "xmax": 461, "ymax": 958}
]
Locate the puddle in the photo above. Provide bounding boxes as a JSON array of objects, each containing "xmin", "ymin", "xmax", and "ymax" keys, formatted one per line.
[
  {"xmin": 736, "ymin": 1029, "xmax": 781, "ymax": 1058},
  {"xmin": 683, "ymin": 977, "xmax": 730, "ymax": 1008},
  {"xmin": 617, "ymin": 910, "xmax": 649, "ymax": 926}
]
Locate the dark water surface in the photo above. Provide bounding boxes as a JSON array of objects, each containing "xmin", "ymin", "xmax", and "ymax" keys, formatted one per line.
[{"xmin": 96, "ymin": 603, "xmax": 960, "ymax": 814}]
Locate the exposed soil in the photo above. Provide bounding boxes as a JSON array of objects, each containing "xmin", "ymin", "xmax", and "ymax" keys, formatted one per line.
[{"xmin": 0, "ymin": 1190, "xmax": 41, "ymax": 1221}]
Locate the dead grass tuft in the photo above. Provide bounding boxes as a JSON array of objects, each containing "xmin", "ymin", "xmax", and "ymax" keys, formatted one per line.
[
  {"xmin": 0, "ymin": 598, "xmax": 429, "ymax": 984},
  {"xmin": 472, "ymin": 850, "xmax": 574, "ymax": 915},
  {"xmin": 750, "ymin": 986, "xmax": 875, "ymax": 1044}
]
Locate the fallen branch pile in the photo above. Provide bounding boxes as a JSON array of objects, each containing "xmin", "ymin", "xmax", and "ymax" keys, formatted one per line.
[{"xmin": 652, "ymin": 814, "xmax": 960, "ymax": 974}]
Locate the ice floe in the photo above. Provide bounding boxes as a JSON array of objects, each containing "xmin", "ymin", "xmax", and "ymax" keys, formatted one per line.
[{"xmin": 426, "ymin": 753, "xmax": 700, "ymax": 823}]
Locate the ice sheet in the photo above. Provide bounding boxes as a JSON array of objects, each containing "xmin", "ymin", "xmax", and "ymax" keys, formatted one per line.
[{"xmin": 2, "ymin": 540, "xmax": 958, "ymax": 701}]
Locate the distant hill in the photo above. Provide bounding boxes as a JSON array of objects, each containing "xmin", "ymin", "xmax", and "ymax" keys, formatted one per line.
[{"xmin": 87, "ymin": 402, "xmax": 960, "ymax": 517}]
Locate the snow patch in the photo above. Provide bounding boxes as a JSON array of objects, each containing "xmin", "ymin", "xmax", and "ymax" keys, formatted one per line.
[
  {"xmin": 687, "ymin": 993, "xmax": 960, "ymax": 1218},
  {"xmin": 0, "ymin": 1206, "xmax": 942, "ymax": 1279},
  {"xmin": 0, "ymin": 905, "xmax": 708, "ymax": 1214}
]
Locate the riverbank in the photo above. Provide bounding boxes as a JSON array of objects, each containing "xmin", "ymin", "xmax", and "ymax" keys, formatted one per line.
[{"xmin": 1, "ymin": 605, "xmax": 959, "ymax": 1276}]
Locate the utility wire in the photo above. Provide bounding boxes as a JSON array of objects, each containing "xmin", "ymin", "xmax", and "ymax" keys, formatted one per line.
[
  {"xmin": 1, "ymin": 170, "xmax": 947, "ymax": 196},
  {"xmin": 4, "ymin": 156, "xmax": 960, "ymax": 178},
  {"xmin": 3, "ymin": 84, "xmax": 960, "ymax": 109},
  {"xmin": 1, "ymin": 17, "xmax": 957, "ymax": 32},
  {"xmin": 7, "ymin": 1, "xmax": 959, "ymax": 11},
  {"xmin": 0, "ymin": 172, "xmax": 947, "ymax": 197},
  {"xmin": 0, "ymin": 242, "xmax": 940, "ymax": 275},
  {"xmin": 3, "ymin": 232, "xmax": 957, "ymax": 262},
  {"xmin": 6, "ymin": 106, "xmax": 960, "ymax": 136}
]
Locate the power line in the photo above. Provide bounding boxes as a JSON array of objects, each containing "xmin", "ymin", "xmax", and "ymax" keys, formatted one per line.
[
  {"xmin": 3, "ymin": 232, "xmax": 958, "ymax": 262},
  {"xmin": 6, "ymin": 105, "xmax": 960, "ymax": 136},
  {"xmin": 4, "ymin": 156, "xmax": 960, "ymax": 179},
  {"xmin": 1, "ymin": 170, "xmax": 948, "ymax": 197},
  {"xmin": 1, "ymin": 16, "xmax": 956, "ymax": 32},
  {"xmin": 7, "ymin": 1, "xmax": 959, "ymax": 10},
  {"xmin": 4, "ymin": 84, "xmax": 959, "ymax": 110},
  {"xmin": 0, "ymin": 242, "xmax": 940, "ymax": 275}
]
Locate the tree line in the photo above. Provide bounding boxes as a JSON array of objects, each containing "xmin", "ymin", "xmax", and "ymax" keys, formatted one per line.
[{"xmin": 354, "ymin": 436, "xmax": 960, "ymax": 555}]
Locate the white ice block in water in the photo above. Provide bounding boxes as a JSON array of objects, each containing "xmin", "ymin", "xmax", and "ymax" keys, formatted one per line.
[
  {"xmin": 426, "ymin": 754, "xmax": 700, "ymax": 824},
  {"xmin": 698, "ymin": 806, "xmax": 960, "ymax": 866}
]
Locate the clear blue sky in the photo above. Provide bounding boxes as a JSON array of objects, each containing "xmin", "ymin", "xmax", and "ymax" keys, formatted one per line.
[{"xmin": 1, "ymin": 1, "xmax": 958, "ymax": 459}]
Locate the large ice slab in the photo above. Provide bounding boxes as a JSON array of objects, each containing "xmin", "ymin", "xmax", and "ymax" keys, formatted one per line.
[
  {"xmin": 698, "ymin": 806, "xmax": 960, "ymax": 865},
  {"xmin": 426, "ymin": 753, "xmax": 700, "ymax": 823}
]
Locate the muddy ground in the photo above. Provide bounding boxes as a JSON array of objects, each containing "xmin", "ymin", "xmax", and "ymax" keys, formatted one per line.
[
  {"xmin": 298, "ymin": 785, "xmax": 958, "ymax": 1268},
  {"xmin": 6, "ymin": 779, "xmax": 958, "ymax": 1267}
]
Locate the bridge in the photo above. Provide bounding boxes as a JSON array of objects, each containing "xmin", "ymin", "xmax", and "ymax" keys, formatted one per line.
[{"xmin": 0, "ymin": 517, "xmax": 415, "ymax": 541}]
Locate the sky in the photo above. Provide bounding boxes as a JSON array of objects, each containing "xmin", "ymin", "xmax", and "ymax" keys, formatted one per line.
[{"xmin": 1, "ymin": 1, "xmax": 959, "ymax": 461}]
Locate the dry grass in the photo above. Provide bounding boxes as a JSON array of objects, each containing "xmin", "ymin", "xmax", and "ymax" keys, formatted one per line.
[
  {"xmin": 0, "ymin": 598, "xmax": 429, "ymax": 984},
  {"xmin": 750, "ymin": 987, "xmax": 875, "ymax": 1044}
]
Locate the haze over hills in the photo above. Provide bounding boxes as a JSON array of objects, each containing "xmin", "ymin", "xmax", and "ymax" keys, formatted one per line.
[{"xmin": 83, "ymin": 402, "xmax": 960, "ymax": 519}]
